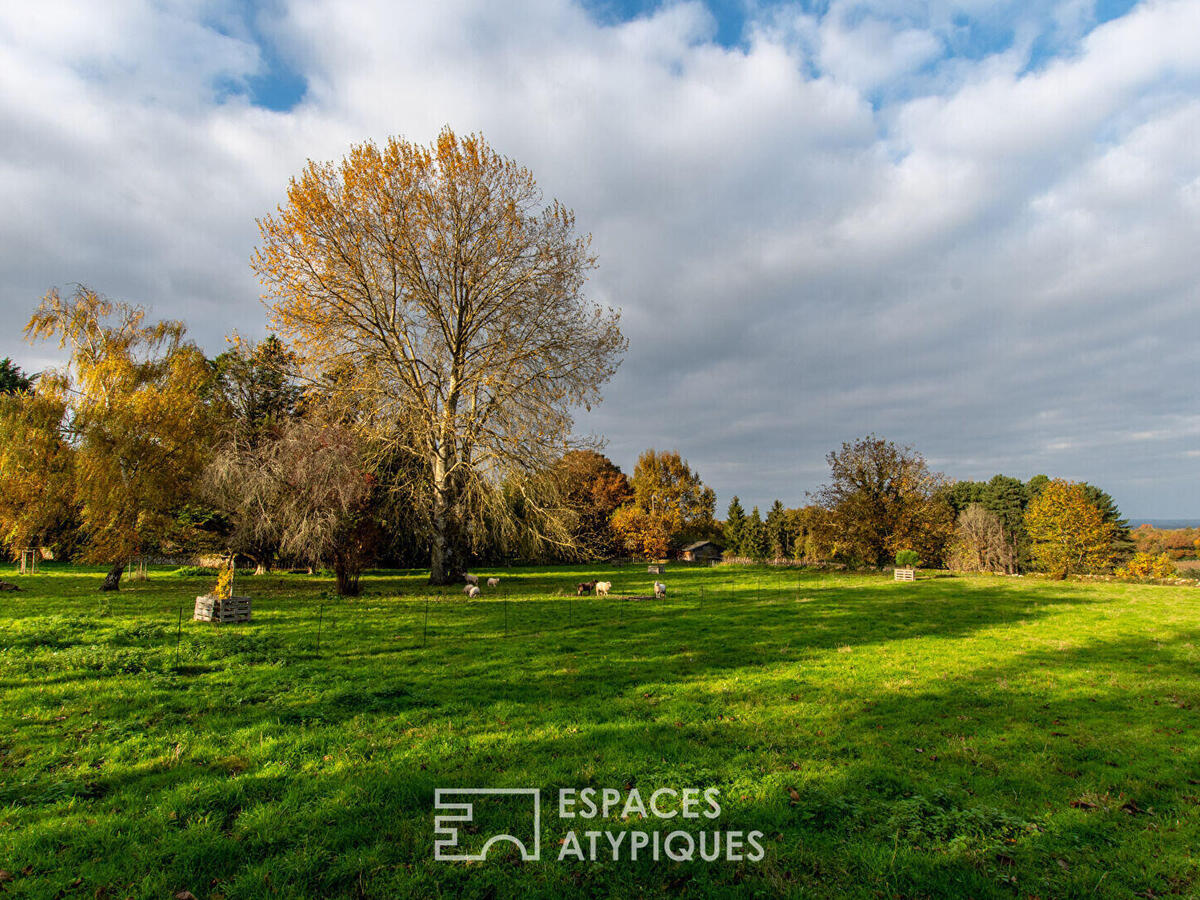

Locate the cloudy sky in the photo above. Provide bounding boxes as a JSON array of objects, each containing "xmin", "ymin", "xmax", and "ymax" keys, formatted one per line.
[{"xmin": 2, "ymin": 0, "xmax": 1198, "ymax": 518}]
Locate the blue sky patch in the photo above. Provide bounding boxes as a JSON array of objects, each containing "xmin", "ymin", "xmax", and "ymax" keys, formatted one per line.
[{"xmin": 207, "ymin": 4, "xmax": 307, "ymax": 111}]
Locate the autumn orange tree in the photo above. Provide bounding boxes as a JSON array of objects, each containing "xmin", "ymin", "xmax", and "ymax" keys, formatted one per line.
[
  {"xmin": 23, "ymin": 287, "xmax": 213, "ymax": 590},
  {"xmin": 1024, "ymin": 479, "xmax": 1115, "ymax": 578},
  {"xmin": 611, "ymin": 449, "xmax": 716, "ymax": 559},
  {"xmin": 610, "ymin": 505, "xmax": 676, "ymax": 560},
  {"xmin": 554, "ymin": 450, "xmax": 632, "ymax": 558},
  {"xmin": 254, "ymin": 128, "xmax": 626, "ymax": 583},
  {"xmin": 629, "ymin": 450, "xmax": 716, "ymax": 526},
  {"xmin": 0, "ymin": 385, "xmax": 75, "ymax": 559}
]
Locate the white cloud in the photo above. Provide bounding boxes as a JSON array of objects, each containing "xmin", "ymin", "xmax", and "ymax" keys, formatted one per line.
[
  {"xmin": 2, "ymin": 0, "xmax": 1199, "ymax": 515},
  {"xmin": 816, "ymin": 5, "xmax": 943, "ymax": 91}
]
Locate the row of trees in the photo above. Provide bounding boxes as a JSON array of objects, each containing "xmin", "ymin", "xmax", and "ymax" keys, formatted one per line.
[
  {"xmin": 1, "ymin": 341, "xmax": 1140, "ymax": 588},
  {"xmin": 0, "ymin": 298, "xmax": 383, "ymax": 592},
  {"xmin": 715, "ymin": 437, "xmax": 1134, "ymax": 578},
  {"xmin": 1131, "ymin": 524, "xmax": 1200, "ymax": 560},
  {"xmin": 0, "ymin": 131, "xmax": 1146, "ymax": 589},
  {"xmin": 719, "ymin": 438, "xmax": 955, "ymax": 569},
  {"xmin": 1, "ymin": 129, "xmax": 629, "ymax": 592},
  {"xmin": 1, "ymin": 310, "xmax": 719, "ymax": 591},
  {"xmin": 0, "ymin": 327, "xmax": 1140, "ymax": 586},
  {"xmin": 526, "ymin": 434, "xmax": 1137, "ymax": 580}
]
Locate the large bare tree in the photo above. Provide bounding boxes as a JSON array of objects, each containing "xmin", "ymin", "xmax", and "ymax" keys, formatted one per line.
[
  {"xmin": 947, "ymin": 504, "xmax": 1016, "ymax": 574},
  {"xmin": 208, "ymin": 413, "xmax": 382, "ymax": 595},
  {"xmin": 253, "ymin": 128, "xmax": 626, "ymax": 583}
]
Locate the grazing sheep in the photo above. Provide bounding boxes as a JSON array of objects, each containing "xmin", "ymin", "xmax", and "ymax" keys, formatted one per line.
[
  {"xmin": 464, "ymin": 573, "xmax": 479, "ymax": 586},
  {"xmin": 466, "ymin": 585, "xmax": 481, "ymax": 599},
  {"xmin": 654, "ymin": 581, "xmax": 666, "ymax": 598},
  {"xmin": 595, "ymin": 581, "xmax": 612, "ymax": 597},
  {"xmin": 577, "ymin": 580, "xmax": 598, "ymax": 596},
  {"xmin": 487, "ymin": 577, "xmax": 500, "ymax": 588},
  {"xmin": 463, "ymin": 584, "xmax": 476, "ymax": 596}
]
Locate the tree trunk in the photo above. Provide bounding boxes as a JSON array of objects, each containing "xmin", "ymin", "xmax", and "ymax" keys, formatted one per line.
[
  {"xmin": 251, "ymin": 548, "xmax": 274, "ymax": 576},
  {"xmin": 100, "ymin": 563, "xmax": 124, "ymax": 592},
  {"xmin": 334, "ymin": 560, "xmax": 360, "ymax": 596},
  {"xmin": 429, "ymin": 518, "xmax": 467, "ymax": 585},
  {"xmin": 428, "ymin": 448, "xmax": 467, "ymax": 585}
]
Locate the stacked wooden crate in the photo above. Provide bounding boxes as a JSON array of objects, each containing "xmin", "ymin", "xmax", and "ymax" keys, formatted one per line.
[{"xmin": 193, "ymin": 594, "xmax": 252, "ymax": 623}]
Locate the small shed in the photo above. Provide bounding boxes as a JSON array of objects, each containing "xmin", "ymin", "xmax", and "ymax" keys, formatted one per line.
[{"xmin": 680, "ymin": 541, "xmax": 721, "ymax": 563}]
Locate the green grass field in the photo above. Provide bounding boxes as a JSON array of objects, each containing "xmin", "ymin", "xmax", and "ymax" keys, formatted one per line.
[{"xmin": 1, "ymin": 564, "xmax": 1198, "ymax": 898}]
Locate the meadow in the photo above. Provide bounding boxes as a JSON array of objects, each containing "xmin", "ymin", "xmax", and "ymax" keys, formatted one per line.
[{"xmin": 1, "ymin": 563, "xmax": 1198, "ymax": 899}]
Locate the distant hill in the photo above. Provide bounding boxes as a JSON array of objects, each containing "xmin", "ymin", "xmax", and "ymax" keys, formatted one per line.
[{"xmin": 1131, "ymin": 519, "xmax": 1200, "ymax": 530}]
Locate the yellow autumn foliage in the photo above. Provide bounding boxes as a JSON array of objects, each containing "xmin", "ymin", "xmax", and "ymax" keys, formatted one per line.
[
  {"xmin": 213, "ymin": 566, "xmax": 234, "ymax": 600},
  {"xmin": 23, "ymin": 287, "xmax": 214, "ymax": 583},
  {"xmin": 252, "ymin": 128, "xmax": 626, "ymax": 584},
  {"xmin": 1024, "ymin": 479, "xmax": 1115, "ymax": 578},
  {"xmin": 1116, "ymin": 551, "xmax": 1177, "ymax": 579}
]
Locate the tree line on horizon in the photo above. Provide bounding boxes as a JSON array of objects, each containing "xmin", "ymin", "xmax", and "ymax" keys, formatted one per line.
[
  {"xmin": 0, "ymin": 128, "xmax": 1176, "ymax": 593},
  {"xmin": 1, "ymin": 334, "xmax": 1160, "ymax": 592},
  {"xmin": 578, "ymin": 434, "xmax": 1146, "ymax": 580}
]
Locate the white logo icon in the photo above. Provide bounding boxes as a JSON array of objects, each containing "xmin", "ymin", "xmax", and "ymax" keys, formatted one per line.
[{"xmin": 433, "ymin": 788, "xmax": 541, "ymax": 861}]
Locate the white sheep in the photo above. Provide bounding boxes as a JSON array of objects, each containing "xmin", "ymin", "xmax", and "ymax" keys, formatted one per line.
[
  {"xmin": 463, "ymin": 583, "xmax": 475, "ymax": 596},
  {"xmin": 595, "ymin": 581, "xmax": 612, "ymax": 597},
  {"xmin": 487, "ymin": 577, "xmax": 500, "ymax": 588},
  {"xmin": 654, "ymin": 581, "xmax": 666, "ymax": 598},
  {"xmin": 464, "ymin": 573, "xmax": 479, "ymax": 586},
  {"xmin": 466, "ymin": 584, "xmax": 481, "ymax": 599}
]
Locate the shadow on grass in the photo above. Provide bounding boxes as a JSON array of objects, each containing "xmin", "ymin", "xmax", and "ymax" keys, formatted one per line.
[{"xmin": 4, "ymin": 570, "xmax": 1198, "ymax": 898}]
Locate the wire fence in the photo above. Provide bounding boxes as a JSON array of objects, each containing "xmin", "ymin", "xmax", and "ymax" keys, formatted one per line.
[
  {"xmin": 0, "ymin": 569, "xmax": 824, "ymax": 675},
  {"xmin": 173, "ymin": 573, "xmax": 818, "ymax": 665}
]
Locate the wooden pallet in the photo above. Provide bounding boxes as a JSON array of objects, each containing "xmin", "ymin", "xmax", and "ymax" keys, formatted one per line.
[
  {"xmin": 194, "ymin": 595, "xmax": 252, "ymax": 623},
  {"xmin": 894, "ymin": 568, "xmax": 915, "ymax": 582}
]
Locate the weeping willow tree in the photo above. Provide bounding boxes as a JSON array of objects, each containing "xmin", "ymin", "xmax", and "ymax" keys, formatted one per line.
[
  {"xmin": 0, "ymin": 384, "xmax": 75, "ymax": 561},
  {"xmin": 23, "ymin": 287, "xmax": 212, "ymax": 590},
  {"xmin": 253, "ymin": 128, "xmax": 626, "ymax": 583}
]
